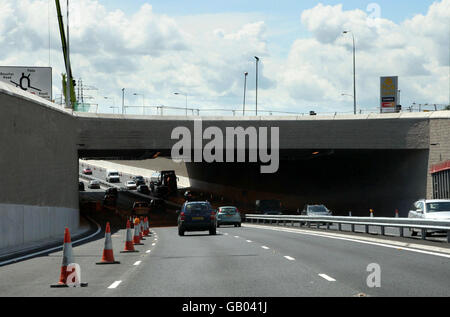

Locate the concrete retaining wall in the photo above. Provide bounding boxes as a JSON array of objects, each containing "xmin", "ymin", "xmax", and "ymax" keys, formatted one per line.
[
  {"xmin": 0, "ymin": 204, "xmax": 79, "ymax": 251},
  {"xmin": 0, "ymin": 82, "xmax": 79, "ymax": 253}
]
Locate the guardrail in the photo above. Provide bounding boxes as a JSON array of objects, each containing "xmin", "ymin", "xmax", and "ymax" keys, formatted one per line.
[{"xmin": 244, "ymin": 214, "xmax": 450, "ymax": 243}]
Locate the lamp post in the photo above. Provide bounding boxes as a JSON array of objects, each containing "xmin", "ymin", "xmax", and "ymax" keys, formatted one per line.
[
  {"xmin": 174, "ymin": 92, "xmax": 188, "ymax": 116},
  {"xmin": 104, "ymin": 96, "xmax": 116, "ymax": 113},
  {"xmin": 133, "ymin": 93, "xmax": 145, "ymax": 115},
  {"xmin": 243, "ymin": 72, "xmax": 248, "ymax": 116},
  {"xmin": 122, "ymin": 88, "xmax": 125, "ymax": 114},
  {"xmin": 343, "ymin": 31, "xmax": 356, "ymax": 115},
  {"xmin": 254, "ymin": 56, "xmax": 260, "ymax": 116}
]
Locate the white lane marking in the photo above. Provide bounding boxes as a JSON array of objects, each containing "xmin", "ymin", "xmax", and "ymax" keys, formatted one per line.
[
  {"xmin": 234, "ymin": 236, "xmax": 239, "ymax": 238},
  {"xmin": 154, "ymin": 238, "xmax": 158, "ymax": 241},
  {"xmin": 246, "ymin": 240, "xmax": 253, "ymax": 243},
  {"xmin": 152, "ymin": 243, "xmax": 156, "ymax": 246},
  {"xmin": 146, "ymin": 250, "xmax": 151, "ymax": 254},
  {"xmin": 284, "ymin": 256, "xmax": 295, "ymax": 261},
  {"xmin": 319, "ymin": 274, "xmax": 336, "ymax": 282},
  {"xmin": 133, "ymin": 261, "xmax": 142, "ymax": 266},
  {"xmin": 244, "ymin": 224, "xmax": 450, "ymax": 259},
  {"xmin": 224, "ymin": 233, "xmax": 229, "ymax": 236},
  {"xmin": 108, "ymin": 281, "xmax": 122, "ymax": 289},
  {"xmin": 261, "ymin": 246, "xmax": 270, "ymax": 250}
]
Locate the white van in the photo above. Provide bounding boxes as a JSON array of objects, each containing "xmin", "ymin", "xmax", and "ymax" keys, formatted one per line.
[{"xmin": 106, "ymin": 170, "xmax": 120, "ymax": 183}]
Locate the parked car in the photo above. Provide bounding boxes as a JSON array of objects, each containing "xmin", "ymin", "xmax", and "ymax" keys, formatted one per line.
[
  {"xmin": 82, "ymin": 167, "xmax": 92, "ymax": 175},
  {"xmin": 217, "ymin": 206, "xmax": 241, "ymax": 227},
  {"xmin": 132, "ymin": 201, "xmax": 151, "ymax": 216},
  {"xmin": 88, "ymin": 180, "xmax": 100, "ymax": 189},
  {"xmin": 125, "ymin": 181, "xmax": 137, "ymax": 190},
  {"xmin": 177, "ymin": 201, "xmax": 217, "ymax": 236},
  {"xmin": 408, "ymin": 199, "xmax": 450, "ymax": 236},
  {"xmin": 78, "ymin": 181, "xmax": 85, "ymax": 191},
  {"xmin": 137, "ymin": 184, "xmax": 151, "ymax": 195},
  {"xmin": 301, "ymin": 204, "xmax": 332, "ymax": 216}
]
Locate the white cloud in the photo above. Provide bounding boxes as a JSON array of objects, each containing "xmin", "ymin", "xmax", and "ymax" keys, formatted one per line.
[{"xmin": 0, "ymin": 0, "xmax": 448, "ymax": 114}]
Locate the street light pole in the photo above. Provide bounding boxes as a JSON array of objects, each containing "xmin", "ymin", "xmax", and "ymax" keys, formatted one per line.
[
  {"xmin": 133, "ymin": 93, "xmax": 145, "ymax": 114},
  {"xmin": 243, "ymin": 72, "xmax": 248, "ymax": 116},
  {"xmin": 343, "ymin": 31, "xmax": 356, "ymax": 115},
  {"xmin": 122, "ymin": 88, "xmax": 125, "ymax": 114},
  {"xmin": 254, "ymin": 57, "xmax": 259, "ymax": 116},
  {"xmin": 174, "ymin": 92, "xmax": 187, "ymax": 117}
]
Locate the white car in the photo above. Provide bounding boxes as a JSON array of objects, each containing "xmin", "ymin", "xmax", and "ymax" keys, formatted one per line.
[
  {"xmin": 125, "ymin": 181, "xmax": 137, "ymax": 190},
  {"xmin": 106, "ymin": 170, "xmax": 120, "ymax": 183},
  {"xmin": 408, "ymin": 199, "xmax": 450, "ymax": 235}
]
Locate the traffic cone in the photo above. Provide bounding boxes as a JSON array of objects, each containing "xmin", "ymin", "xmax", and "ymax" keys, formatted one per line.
[
  {"xmin": 139, "ymin": 217, "xmax": 146, "ymax": 240},
  {"xmin": 96, "ymin": 222, "xmax": 120, "ymax": 264},
  {"xmin": 51, "ymin": 228, "xmax": 88, "ymax": 288},
  {"xmin": 133, "ymin": 218, "xmax": 144, "ymax": 245},
  {"xmin": 144, "ymin": 217, "xmax": 150, "ymax": 236},
  {"xmin": 121, "ymin": 220, "xmax": 139, "ymax": 253}
]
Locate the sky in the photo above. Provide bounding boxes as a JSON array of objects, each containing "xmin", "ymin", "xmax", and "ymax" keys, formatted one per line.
[{"xmin": 0, "ymin": 0, "xmax": 449, "ymax": 115}]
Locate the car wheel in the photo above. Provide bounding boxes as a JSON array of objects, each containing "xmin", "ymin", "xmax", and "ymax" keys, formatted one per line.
[
  {"xmin": 217, "ymin": 224, "xmax": 220, "ymax": 228},
  {"xmin": 238, "ymin": 223, "xmax": 242, "ymax": 227},
  {"xmin": 209, "ymin": 228, "xmax": 216, "ymax": 235},
  {"xmin": 178, "ymin": 227, "xmax": 185, "ymax": 236},
  {"xmin": 410, "ymin": 229, "xmax": 417, "ymax": 236}
]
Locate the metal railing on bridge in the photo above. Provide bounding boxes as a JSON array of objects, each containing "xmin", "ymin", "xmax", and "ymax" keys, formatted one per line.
[{"xmin": 244, "ymin": 214, "xmax": 450, "ymax": 243}]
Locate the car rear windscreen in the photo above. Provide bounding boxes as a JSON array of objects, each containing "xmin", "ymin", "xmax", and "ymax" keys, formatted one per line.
[
  {"xmin": 220, "ymin": 207, "xmax": 237, "ymax": 214},
  {"xmin": 185, "ymin": 203, "xmax": 210, "ymax": 214}
]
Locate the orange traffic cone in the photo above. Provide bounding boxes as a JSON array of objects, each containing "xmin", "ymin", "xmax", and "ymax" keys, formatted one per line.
[
  {"xmin": 96, "ymin": 222, "xmax": 120, "ymax": 264},
  {"xmin": 143, "ymin": 217, "xmax": 150, "ymax": 236},
  {"xmin": 51, "ymin": 228, "xmax": 88, "ymax": 288},
  {"xmin": 121, "ymin": 220, "xmax": 139, "ymax": 253},
  {"xmin": 139, "ymin": 217, "xmax": 146, "ymax": 240},
  {"xmin": 133, "ymin": 218, "xmax": 144, "ymax": 245}
]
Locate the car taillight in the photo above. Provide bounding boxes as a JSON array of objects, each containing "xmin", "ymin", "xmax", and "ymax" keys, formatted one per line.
[
  {"xmin": 180, "ymin": 212, "xmax": 185, "ymax": 220},
  {"xmin": 211, "ymin": 211, "xmax": 216, "ymax": 220}
]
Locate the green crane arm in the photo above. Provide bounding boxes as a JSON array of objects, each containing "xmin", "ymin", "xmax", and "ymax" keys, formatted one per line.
[{"xmin": 55, "ymin": 0, "xmax": 76, "ymax": 107}]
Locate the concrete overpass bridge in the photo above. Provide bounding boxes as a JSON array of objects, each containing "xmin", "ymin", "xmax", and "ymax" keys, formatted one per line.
[{"xmin": 1, "ymin": 81, "xmax": 449, "ymax": 251}]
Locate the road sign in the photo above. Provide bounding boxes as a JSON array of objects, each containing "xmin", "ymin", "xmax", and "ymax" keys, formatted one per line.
[
  {"xmin": 380, "ymin": 76, "xmax": 398, "ymax": 113},
  {"xmin": 0, "ymin": 66, "xmax": 52, "ymax": 101}
]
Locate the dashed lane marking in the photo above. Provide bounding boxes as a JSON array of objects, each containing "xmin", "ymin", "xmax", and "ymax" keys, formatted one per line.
[
  {"xmin": 319, "ymin": 274, "xmax": 336, "ymax": 282},
  {"xmin": 108, "ymin": 281, "xmax": 122, "ymax": 289}
]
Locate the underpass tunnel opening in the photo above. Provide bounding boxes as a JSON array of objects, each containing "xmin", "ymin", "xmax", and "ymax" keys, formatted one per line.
[{"xmin": 185, "ymin": 149, "xmax": 430, "ymax": 217}]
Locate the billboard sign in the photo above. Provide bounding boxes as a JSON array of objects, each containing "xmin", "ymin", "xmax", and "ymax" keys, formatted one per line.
[
  {"xmin": 0, "ymin": 66, "xmax": 52, "ymax": 101},
  {"xmin": 380, "ymin": 76, "xmax": 398, "ymax": 113}
]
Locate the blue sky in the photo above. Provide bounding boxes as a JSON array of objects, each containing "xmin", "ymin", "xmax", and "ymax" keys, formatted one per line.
[
  {"xmin": 1, "ymin": 0, "xmax": 448, "ymax": 114},
  {"xmin": 100, "ymin": 0, "xmax": 432, "ymax": 22}
]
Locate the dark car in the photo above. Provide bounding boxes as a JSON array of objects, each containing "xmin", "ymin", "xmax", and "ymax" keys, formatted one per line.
[
  {"xmin": 103, "ymin": 188, "xmax": 118, "ymax": 207},
  {"xmin": 177, "ymin": 201, "xmax": 217, "ymax": 236},
  {"xmin": 133, "ymin": 176, "xmax": 146, "ymax": 186},
  {"xmin": 137, "ymin": 185, "xmax": 151, "ymax": 195},
  {"xmin": 79, "ymin": 181, "xmax": 85, "ymax": 191}
]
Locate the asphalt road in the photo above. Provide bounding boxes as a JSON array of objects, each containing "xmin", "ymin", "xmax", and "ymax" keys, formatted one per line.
[{"xmin": 0, "ymin": 221, "xmax": 449, "ymax": 297}]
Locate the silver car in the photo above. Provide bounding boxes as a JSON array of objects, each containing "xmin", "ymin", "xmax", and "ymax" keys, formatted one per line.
[
  {"xmin": 408, "ymin": 199, "xmax": 450, "ymax": 235},
  {"xmin": 217, "ymin": 206, "xmax": 242, "ymax": 227}
]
